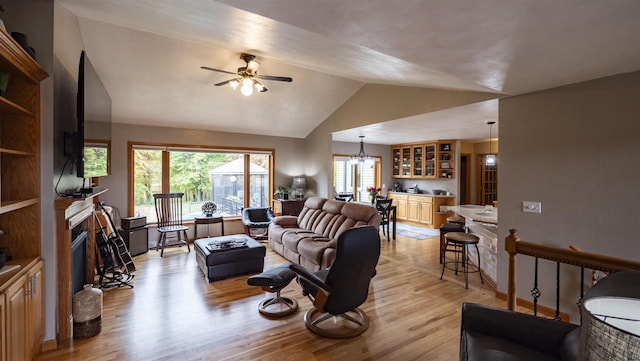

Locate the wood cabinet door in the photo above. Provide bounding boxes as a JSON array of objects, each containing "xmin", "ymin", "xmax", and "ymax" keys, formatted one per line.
[
  {"xmin": 419, "ymin": 202, "xmax": 433, "ymax": 225},
  {"xmin": 6, "ymin": 277, "xmax": 26, "ymax": 361},
  {"xmin": 407, "ymin": 200, "xmax": 420, "ymax": 222},
  {"xmin": 0, "ymin": 293, "xmax": 5, "ymax": 361},
  {"xmin": 396, "ymin": 199, "xmax": 408, "ymax": 220},
  {"xmin": 27, "ymin": 262, "xmax": 44, "ymax": 359}
]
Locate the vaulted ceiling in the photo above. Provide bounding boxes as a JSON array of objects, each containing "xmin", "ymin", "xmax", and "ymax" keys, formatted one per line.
[{"xmin": 58, "ymin": 0, "xmax": 640, "ymax": 144}]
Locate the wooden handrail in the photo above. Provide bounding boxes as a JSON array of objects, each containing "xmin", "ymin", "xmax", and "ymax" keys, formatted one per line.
[{"xmin": 505, "ymin": 229, "xmax": 640, "ymax": 311}]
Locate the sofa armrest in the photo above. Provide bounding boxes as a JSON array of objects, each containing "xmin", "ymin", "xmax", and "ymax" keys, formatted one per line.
[
  {"xmin": 460, "ymin": 303, "xmax": 579, "ymax": 359},
  {"xmin": 272, "ymin": 216, "xmax": 299, "ymax": 227}
]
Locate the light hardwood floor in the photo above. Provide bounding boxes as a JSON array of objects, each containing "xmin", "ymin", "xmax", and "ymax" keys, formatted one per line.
[{"xmin": 38, "ymin": 228, "xmax": 505, "ymax": 361}]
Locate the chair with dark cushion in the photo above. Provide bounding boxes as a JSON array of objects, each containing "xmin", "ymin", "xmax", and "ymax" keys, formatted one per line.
[
  {"xmin": 375, "ymin": 198, "xmax": 393, "ymax": 240},
  {"xmin": 241, "ymin": 207, "xmax": 274, "ymax": 240},
  {"xmin": 334, "ymin": 192, "xmax": 354, "ymax": 202},
  {"xmin": 289, "ymin": 225, "xmax": 381, "ymax": 338}
]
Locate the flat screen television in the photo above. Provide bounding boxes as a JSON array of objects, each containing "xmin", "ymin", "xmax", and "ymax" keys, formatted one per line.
[{"xmin": 76, "ymin": 50, "xmax": 112, "ymax": 179}]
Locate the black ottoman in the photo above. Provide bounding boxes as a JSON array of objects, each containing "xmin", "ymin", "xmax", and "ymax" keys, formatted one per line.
[
  {"xmin": 247, "ymin": 263, "xmax": 298, "ymax": 317},
  {"xmin": 194, "ymin": 234, "xmax": 266, "ymax": 282}
]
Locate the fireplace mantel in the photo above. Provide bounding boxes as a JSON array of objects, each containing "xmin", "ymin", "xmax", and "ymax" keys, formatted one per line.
[{"xmin": 54, "ymin": 189, "xmax": 107, "ymax": 344}]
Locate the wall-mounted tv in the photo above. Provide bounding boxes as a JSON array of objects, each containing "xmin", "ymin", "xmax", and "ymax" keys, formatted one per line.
[{"xmin": 76, "ymin": 50, "xmax": 112, "ymax": 179}]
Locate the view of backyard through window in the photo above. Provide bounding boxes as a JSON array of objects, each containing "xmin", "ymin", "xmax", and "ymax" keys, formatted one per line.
[{"xmin": 133, "ymin": 147, "xmax": 271, "ymax": 222}]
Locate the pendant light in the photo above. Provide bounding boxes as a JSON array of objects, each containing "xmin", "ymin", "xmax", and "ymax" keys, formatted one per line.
[
  {"xmin": 485, "ymin": 121, "xmax": 496, "ymax": 166},
  {"xmin": 350, "ymin": 136, "xmax": 374, "ymax": 164}
]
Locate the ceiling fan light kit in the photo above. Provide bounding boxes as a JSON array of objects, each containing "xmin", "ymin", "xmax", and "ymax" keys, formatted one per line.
[{"xmin": 201, "ymin": 53, "xmax": 292, "ymax": 96}]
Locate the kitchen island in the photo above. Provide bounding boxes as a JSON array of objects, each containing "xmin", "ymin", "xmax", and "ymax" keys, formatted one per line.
[{"xmin": 446, "ymin": 205, "xmax": 498, "ymax": 286}]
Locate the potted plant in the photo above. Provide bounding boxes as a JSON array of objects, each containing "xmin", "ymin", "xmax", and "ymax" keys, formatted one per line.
[{"xmin": 275, "ymin": 186, "xmax": 290, "ymax": 200}]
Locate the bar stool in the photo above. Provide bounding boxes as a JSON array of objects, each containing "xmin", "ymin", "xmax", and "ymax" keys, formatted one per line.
[
  {"xmin": 440, "ymin": 232, "xmax": 484, "ymax": 289},
  {"xmin": 446, "ymin": 215, "xmax": 465, "ymax": 225},
  {"xmin": 439, "ymin": 222, "xmax": 465, "ymax": 263}
]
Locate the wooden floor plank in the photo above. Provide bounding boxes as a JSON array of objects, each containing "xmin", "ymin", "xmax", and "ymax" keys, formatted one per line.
[{"xmin": 38, "ymin": 229, "xmax": 505, "ymax": 361}]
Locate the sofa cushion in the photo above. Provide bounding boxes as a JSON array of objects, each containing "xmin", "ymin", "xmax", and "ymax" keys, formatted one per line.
[
  {"xmin": 298, "ymin": 236, "xmax": 332, "ymax": 265},
  {"xmin": 462, "ymin": 331, "xmax": 559, "ymax": 361}
]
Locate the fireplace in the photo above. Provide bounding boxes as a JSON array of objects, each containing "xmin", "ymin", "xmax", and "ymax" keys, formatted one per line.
[{"xmin": 70, "ymin": 227, "xmax": 88, "ymax": 296}]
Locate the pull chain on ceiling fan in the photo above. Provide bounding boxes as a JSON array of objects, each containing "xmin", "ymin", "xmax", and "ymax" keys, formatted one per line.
[{"xmin": 201, "ymin": 53, "xmax": 293, "ymax": 96}]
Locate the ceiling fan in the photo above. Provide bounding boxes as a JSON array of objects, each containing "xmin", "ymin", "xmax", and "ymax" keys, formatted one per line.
[{"xmin": 201, "ymin": 53, "xmax": 293, "ymax": 96}]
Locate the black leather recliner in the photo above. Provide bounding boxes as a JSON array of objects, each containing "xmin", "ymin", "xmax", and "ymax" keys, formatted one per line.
[
  {"xmin": 241, "ymin": 207, "xmax": 274, "ymax": 240},
  {"xmin": 289, "ymin": 225, "xmax": 381, "ymax": 338}
]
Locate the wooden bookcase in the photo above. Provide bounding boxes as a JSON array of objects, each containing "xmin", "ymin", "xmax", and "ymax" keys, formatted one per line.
[{"xmin": 0, "ymin": 30, "xmax": 48, "ymax": 360}]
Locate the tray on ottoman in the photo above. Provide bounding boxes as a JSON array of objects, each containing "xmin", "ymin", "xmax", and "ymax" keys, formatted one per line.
[{"xmin": 195, "ymin": 234, "xmax": 266, "ymax": 282}]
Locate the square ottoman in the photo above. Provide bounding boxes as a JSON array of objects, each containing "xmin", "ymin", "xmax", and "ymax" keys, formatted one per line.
[{"xmin": 194, "ymin": 234, "xmax": 266, "ymax": 282}]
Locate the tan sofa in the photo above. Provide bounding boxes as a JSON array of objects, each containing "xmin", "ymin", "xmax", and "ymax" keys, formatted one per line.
[{"xmin": 268, "ymin": 197, "xmax": 381, "ymax": 271}]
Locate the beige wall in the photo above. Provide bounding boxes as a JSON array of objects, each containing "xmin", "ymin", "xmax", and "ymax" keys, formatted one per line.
[
  {"xmin": 98, "ymin": 123, "xmax": 307, "ymax": 216},
  {"xmin": 306, "ymin": 84, "xmax": 498, "ymax": 197},
  {"xmin": 498, "ymin": 70, "xmax": 640, "ymax": 319}
]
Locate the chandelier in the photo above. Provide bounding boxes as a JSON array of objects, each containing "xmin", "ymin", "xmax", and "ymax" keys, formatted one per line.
[{"xmin": 350, "ymin": 136, "xmax": 375, "ymax": 164}]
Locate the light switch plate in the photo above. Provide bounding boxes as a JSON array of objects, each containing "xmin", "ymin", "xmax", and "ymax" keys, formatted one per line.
[{"xmin": 523, "ymin": 201, "xmax": 542, "ymax": 213}]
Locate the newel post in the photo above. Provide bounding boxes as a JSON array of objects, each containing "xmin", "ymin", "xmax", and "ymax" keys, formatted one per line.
[{"xmin": 505, "ymin": 229, "xmax": 520, "ymax": 311}]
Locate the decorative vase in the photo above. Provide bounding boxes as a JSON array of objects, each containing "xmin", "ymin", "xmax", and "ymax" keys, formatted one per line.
[
  {"xmin": 201, "ymin": 201, "xmax": 217, "ymax": 216},
  {"xmin": 72, "ymin": 284, "xmax": 103, "ymax": 339}
]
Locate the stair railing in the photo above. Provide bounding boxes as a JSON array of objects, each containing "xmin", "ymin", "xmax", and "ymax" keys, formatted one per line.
[{"xmin": 505, "ymin": 229, "xmax": 640, "ymax": 317}]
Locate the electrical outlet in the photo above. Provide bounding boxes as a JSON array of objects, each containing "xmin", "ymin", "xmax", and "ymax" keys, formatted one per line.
[{"xmin": 522, "ymin": 201, "xmax": 542, "ymax": 214}]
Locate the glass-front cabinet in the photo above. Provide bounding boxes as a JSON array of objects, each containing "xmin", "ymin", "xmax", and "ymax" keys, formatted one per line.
[
  {"xmin": 392, "ymin": 146, "xmax": 412, "ymax": 178},
  {"xmin": 412, "ymin": 145, "xmax": 423, "ymax": 177},
  {"xmin": 392, "ymin": 142, "xmax": 439, "ymax": 179}
]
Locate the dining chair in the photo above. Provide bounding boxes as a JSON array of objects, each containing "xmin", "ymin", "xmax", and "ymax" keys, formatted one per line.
[
  {"xmin": 153, "ymin": 193, "xmax": 190, "ymax": 257},
  {"xmin": 375, "ymin": 199, "xmax": 393, "ymax": 240}
]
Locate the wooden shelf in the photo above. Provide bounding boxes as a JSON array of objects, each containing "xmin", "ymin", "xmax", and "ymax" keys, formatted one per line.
[
  {"xmin": 0, "ymin": 198, "xmax": 39, "ymax": 215},
  {"xmin": 0, "ymin": 95, "xmax": 33, "ymax": 115},
  {"xmin": 0, "ymin": 26, "xmax": 48, "ymax": 361},
  {"xmin": 0, "ymin": 147, "xmax": 33, "ymax": 156}
]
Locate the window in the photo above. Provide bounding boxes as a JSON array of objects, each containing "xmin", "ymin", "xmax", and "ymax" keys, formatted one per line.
[
  {"xmin": 333, "ymin": 156, "xmax": 381, "ymax": 202},
  {"xmin": 130, "ymin": 144, "xmax": 273, "ymax": 222}
]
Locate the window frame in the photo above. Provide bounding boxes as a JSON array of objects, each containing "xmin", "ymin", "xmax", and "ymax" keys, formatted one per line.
[
  {"xmin": 127, "ymin": 141, "xmax": 275, "ymax": 220},
  {"xmin": 332, "ymin": 154, "xmax": 382, "ymax": 202}
]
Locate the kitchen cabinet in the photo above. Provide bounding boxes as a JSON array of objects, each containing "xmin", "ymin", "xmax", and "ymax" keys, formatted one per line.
[
  {"xmin": 411, "ymin": 143, "xmax": 436, "ymax": 178},
  {"xmin": 391, "ymin": 146, "xmax": 411, "ymax": 178},
  {"xmin": 437, "ymin": 141, "xmax": 455, "ymax": 179},
  {"xmin": 0, "ymin": 259, "xmax": 43, "ymax": 361},
  {"xmin": 389, "ymin": 192, "xmax": 455, "ymax": 228},
  {"xmin": 392, "ymin": 140, "xmax": 453, "ymax": 179},
  {"xmin": 388, "ymin": 193, "xmax": 408, "ymax": 220}
]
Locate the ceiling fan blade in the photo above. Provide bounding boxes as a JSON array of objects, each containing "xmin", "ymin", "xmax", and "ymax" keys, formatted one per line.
[
  {"xmin": 201, "ymin": 66, "xmax": 238, "ymax": 75},
  {"xmin": 214, "ymin": 79, "xmax": 235, "ymax": 86},
  {"xmin": 256, "ymin": 75, "xmax": 293, "ymax": 82}
]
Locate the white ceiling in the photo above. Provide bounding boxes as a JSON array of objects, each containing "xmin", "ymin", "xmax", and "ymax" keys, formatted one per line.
[{"xmin": 58, "ymin": 0, "xmax": 640, "ymax": 144}]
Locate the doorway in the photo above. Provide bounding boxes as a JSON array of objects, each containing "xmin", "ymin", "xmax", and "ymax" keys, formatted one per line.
[{"xmin": 459, "ymin": 154, "xmax": 470, "ymax": 204}]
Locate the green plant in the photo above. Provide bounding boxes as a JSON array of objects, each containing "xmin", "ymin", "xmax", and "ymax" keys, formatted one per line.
[{"xmin": 275, "ymin": 186, "xmax": 290, "ymax": 196}]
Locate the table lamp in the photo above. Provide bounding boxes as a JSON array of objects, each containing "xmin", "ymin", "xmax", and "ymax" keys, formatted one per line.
[
  {"xmin": 291, "ymin": 176, "xmax": 306, "ymax": 199},
  {"xmin": 578, "ymin": 297, "xmax": 640, "ymax": 360}
]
